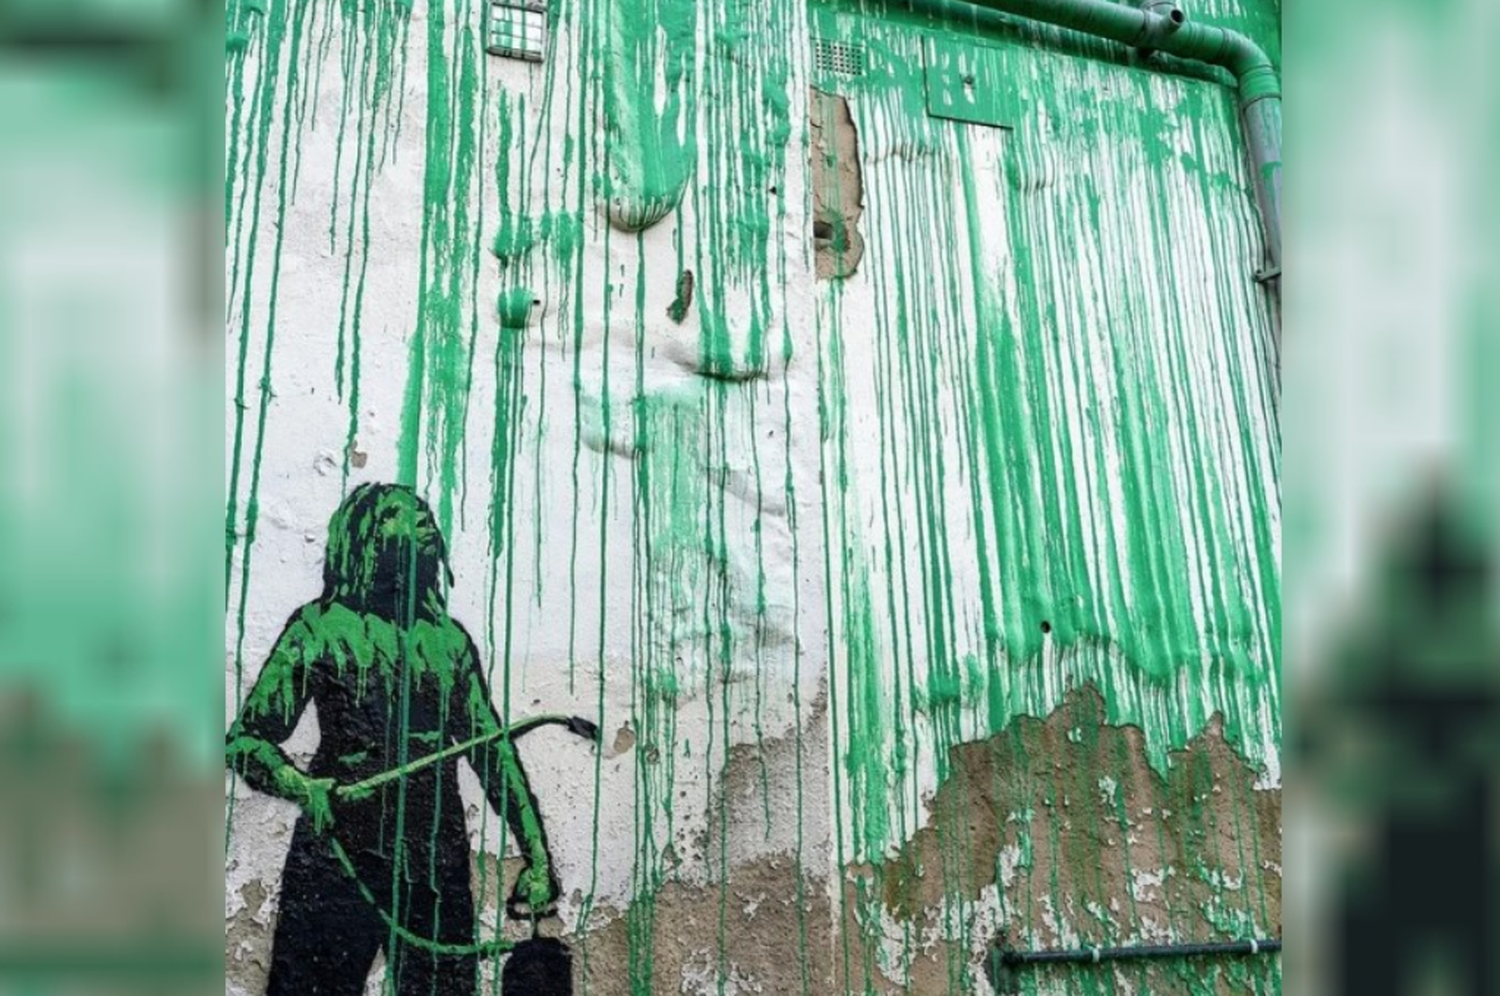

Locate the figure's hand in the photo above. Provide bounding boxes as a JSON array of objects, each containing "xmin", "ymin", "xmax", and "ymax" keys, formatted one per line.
[
  {"xmin": 300, "ymin": 777, "xmax": 337, "ymax": 833},
  {"xmin": 508, "ymin": 861, "xmax": 560, "ymax": 920},
  {"xmin": 275, "ymin": 767, "xmax": 338, "ymax": 834}
]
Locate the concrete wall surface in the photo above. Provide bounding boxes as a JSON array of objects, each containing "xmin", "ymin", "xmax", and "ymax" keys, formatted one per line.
[{"xmin": 223, "ymin": 0, "xmax": 1281, "ymax": 992}]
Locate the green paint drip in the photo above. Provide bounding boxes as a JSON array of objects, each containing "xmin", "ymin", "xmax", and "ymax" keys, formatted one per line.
[
  {"xmin": 225, "ymin": 0, "xmax": 413, "ymax": 859},
  {"xmin": 226, "ymin": 0, "xmax": 311, "ymax": 860},
  {"xmin": 396, "ymin": 0, "xmax": 484, "ymax": 536},
  {"xmin": 811, "ymin": 11, "xmax": 1278, "ymax": 990},
  {"xmin": 816, "ymin": 7, "xmax": 1278, "ymax": 850},
  {"xmin": 688, "ymin": 0, "xmax": 794, "ymax": 388},
  {"xmin": 602, "ymin": 0, "xmax": 697, "ymax": 231},
  {"xmin": 497, "ymin": 287, "xmax": 538, "ymax": 330},
  {"xmin": 492, "ymin": 210, "xmax": 584, "ymax": 266}
]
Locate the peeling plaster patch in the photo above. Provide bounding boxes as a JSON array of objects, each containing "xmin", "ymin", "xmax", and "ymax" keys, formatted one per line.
[
  {"xmin": 680, "ymin": 951, "xmax": 764, "ymax": 995},
  {"xmin": 809, "ymin": 88, "xmax": 864, "ymax": 280},
  {"xmin": 837, "ymin": 686, "xmax": 1282, "ymax": 994},
  {"xmin": 1084, "ymin": 898, "xmax": 1121, "ymax": 932},
  {"xmin": 609, "ymin": 723, "xmax": 637, "ymax": 758},
  {"xmin": 1130, "ymin": 865, "xmax": 1172, "ymax": 904},
  {"xmin": 995, "ymin": 843, "xmax": 1024, "ymax": 890},
  {"xmin": 1202, "ymin": 868, "xmax": 1245, "ymax": 891},
  {"xmin": 741, "ymin": 890, "xmax": 766, "ymax": 919},
  {"xmin": 571, "ymin": 856, "xmax": 834, "ymax": 996},
  {"xmin": 225, "ymin": 874, "xmax": 277, "ymax": 996}
]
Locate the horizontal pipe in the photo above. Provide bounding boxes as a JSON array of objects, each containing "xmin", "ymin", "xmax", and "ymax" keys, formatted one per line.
[
  {"xmin": 998, "ymin": 937, "xmax": 1282, "ymax": 966},
  {"xmin": 949, "ymin": 0, "xmax": 1276, "ymax": 82}
]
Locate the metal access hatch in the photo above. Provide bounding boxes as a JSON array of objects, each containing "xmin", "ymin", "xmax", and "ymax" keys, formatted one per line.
[{"xmin": 923, "ymin": 36, "xmax": 1019, "ymax": 129}]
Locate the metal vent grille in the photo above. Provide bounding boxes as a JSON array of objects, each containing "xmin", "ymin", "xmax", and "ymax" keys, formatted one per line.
[
  {"xmin": 813, "ymin": 37, "xmax": 866, "ymax": 78},
  {"xmin": 486, "ymin": 0, "xmax": 546, "ymax": 62}
]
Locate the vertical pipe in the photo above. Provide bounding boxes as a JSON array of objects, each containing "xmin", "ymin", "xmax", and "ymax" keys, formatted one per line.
[
  {"xmin": 1239, "ymin": 69, "xmax": 1281, "ymax": 353},
  {"xmin": 1238, "ymin": 67, "xmax": 1282, "ymax": 272}
]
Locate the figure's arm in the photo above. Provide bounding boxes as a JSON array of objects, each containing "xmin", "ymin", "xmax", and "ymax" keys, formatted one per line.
[
  {"xmin": 226, "ymin": 611, "xmax": 334, "ymax": 829},
  {"xmin": 453, "ymin": 641, "xmax": 558, "ymax": 914}
]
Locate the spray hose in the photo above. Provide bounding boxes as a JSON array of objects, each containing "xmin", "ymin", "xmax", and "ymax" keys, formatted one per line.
[{"xmin": 319, "ymin": 714, "xmax": 600, "ymax": 959}]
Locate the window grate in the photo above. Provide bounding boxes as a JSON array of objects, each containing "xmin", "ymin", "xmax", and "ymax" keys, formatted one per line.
[
  {"xmin": 486, "ymin": 0, "xmax": 546, "ymax": 62},
  {"xmin": 813, "ymin": 37, "xmax": 866, "ymax": 78}
]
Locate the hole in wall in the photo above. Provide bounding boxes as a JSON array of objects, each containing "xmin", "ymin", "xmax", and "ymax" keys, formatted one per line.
[
  {"xmin": 667, "ymin": 269, "xmax": 695, "ymax": 324},
  {"xmin": 610, "ymin": 724, "xmax": 637, "ymax": 758}
]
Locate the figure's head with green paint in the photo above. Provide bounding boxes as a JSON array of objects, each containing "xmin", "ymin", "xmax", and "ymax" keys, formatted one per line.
[{"xmin": 322, "ymin": 483, "xmax": 453, "ymax": 623}]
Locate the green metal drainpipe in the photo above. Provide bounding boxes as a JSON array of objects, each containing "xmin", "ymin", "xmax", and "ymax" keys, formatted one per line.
[{"xmin": 899, "ymin": 0, "xmax": 1282, "ymax": 348}]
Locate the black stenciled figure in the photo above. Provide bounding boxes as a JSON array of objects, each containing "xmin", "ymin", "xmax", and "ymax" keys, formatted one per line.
[{"xmin": 227, "ymin": 484, "xmax": 590, "ymax": 996}]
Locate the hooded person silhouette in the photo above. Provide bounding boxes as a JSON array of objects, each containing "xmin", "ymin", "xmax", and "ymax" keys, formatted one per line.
[{"xmin": 227, "ymin": 483, "xmax": 593, "ymax": 995}]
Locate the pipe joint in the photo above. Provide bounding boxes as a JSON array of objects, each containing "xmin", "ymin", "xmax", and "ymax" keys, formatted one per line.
[
  {"xmin": 1140, "ymin": 0, "xmax": 1185, "ymax": 25},
  {"xmin": 1207, "ymin": 28, "xmax": 1275, "ymax": 80},
  {"xmin": 1135, "ymin": 5, "xmax": 1186, "ymax": 53},
  {"xmin": 1237, "ymin": 63, "xmax": 1281, "ymax": 107}
]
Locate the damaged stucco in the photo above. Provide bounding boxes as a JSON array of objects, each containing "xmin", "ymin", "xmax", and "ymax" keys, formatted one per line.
[
  {"xmin": 837, "ymin": 686, "xmax": 1279, "ymax": 994},
  {"xmin": 810, "ymin": 88, "xmax": 865, "ymax": 280},
  {"xmin": 223, "ymin": 0, "xmax": 1281, "ymax": 992}
]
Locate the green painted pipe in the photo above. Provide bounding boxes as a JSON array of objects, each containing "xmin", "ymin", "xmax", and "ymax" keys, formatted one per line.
[{"xmin": 897, "ymin": 0, "xmax": 1281, "ymax": 323}]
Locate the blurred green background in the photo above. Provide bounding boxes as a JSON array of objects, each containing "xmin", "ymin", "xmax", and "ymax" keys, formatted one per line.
[
  {"xmin": 0, "ymin": 3, "xmax": 220, "ymax": 994},
  {"xmin": 1285, "ymin": 0, "xmax": 1500, "ymax": 991}
]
